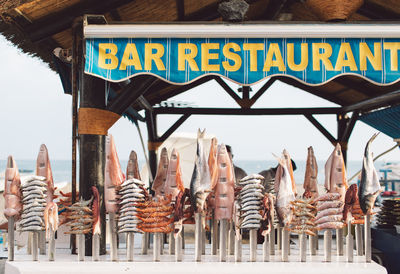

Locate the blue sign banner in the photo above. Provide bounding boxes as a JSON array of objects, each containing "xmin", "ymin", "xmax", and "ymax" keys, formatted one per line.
[{"xmin": 85, "ymin": 37, "xmax": 400, "ymax": 86}]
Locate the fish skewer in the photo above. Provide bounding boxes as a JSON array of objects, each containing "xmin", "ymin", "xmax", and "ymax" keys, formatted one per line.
[{"xmin": 92, "ymin": 187, "xmax": 101, "ymax": 261}]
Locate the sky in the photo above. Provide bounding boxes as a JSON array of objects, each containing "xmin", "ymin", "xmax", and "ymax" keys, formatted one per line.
[{"xmin": 1, "ymin": 34, "xmax": 400, "ymax": 164}]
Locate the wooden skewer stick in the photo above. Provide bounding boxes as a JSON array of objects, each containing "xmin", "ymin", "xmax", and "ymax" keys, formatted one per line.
[
  {"xmin": 141, "ymin": 232, "xmax": 149, "ymax": 254},
  {"xmin": 309, "ymin": 233, "xmax": 317, "ymax": 255},
  {"xmin": 250, "ymin": 229, "xmax": 257, "ymax": 262},
  {"xmin": 153, "ymin": 233, "xmax": 161, "ymax": 262},
  {"xmin": 211, "ymin": 214, "xmax": 218, "ymax": 255},
  {"xmin": 175, "ymin": 232, "xmax": 183, "ymax": 262},
  {"xmin": 7, "ymin": 217, "xmax": 14, "ymax": 261},
  {"xmin": 109, "ymin": 213, "xmax": 118, "ymax": 261},
  {"xmin": 269, "ymin": 226, "xmax": 275, "ymax": 255},
  {"xmin": 169, "ymin": 232, "xmax": 175, "ymax": 255},
  {"xmin": 194, "ymin": 213, "xmax": 202, "ymax": 261},
  {"xmin": 234, "ymin": 233, "xmax": 242, "ymax": 262},
  {"xmin": 282, "ymin": 228, "xmax": 289, "ymax": 262},
  {"xmin": 32, "ymin": 231, "xmax": 39, "ymax": 261},
  {"xmin": 365, "ymin": 214, "xmax": 371, "ymax": 263},
  {"xmin": 324, "ymin": 230, "xmax": 332, "ymax": 262},
  {"xmin": 92, "ymin": 233, "xmax": 100, "ymax": 261},
  {"xmin": 48, "ymin": 226, "xmax": 56, "ymax": 261},
  {"xmin": 300, "ymin": 232, "xmax": 307, "ymax": 262},
  {"xmin": 263, "ymin": 233, "xmax": 270, "ymax": 262},
  {"xmin": 78, "ymin": 233, "xmax": 85, "ymax": 261},
  {"xmin": 126, "ymin": 232, "xmax": 134, "ymax": 262},
  {"xmin": 336, "ymin": 228, "xmax": 344, "ymax": 256},
  {"xmin": 346, "ymin": 220, "xmax": 353, "ymax": 262},
  {"xmin": 202, "ymin": 225, "xmax": 206, "ymax": 255},
  {"xmin": 27, "ymin": 232, "xmax": 32, "ymax": 255},
  {"xmin": 228, "ymin": 222, "xmax": 234, "ymax": 255},
  {"xmin": 39, "ymin": 231, "xmax": 46, "ymax": 255},
  {"xmin": 277, "ymin": 224, "xmax": 282, "ymax": 251},
  {"xmin": 355, "ymin": 224, "xmax": 363, "ymax": 256},
  {"xmin": 219, "ymin": 219, "xmax": 227, "ymax": 262},
  {"xmin": 160, "ymin": 234, "xmax": 164, "ymax": 255}
]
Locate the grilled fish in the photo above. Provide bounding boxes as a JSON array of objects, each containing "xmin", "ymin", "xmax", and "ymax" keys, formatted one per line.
[
  {"xmin": 4, "ymin": 156, "xmax": 22, "ymax": 218},
  {"xmin": 283, "ymin": 149, "xmax": 297, "ymax": 197},
  {"xmin": 164, "ymin": 148, "xmax": 185, "ymax": 202},
  {"xmin": 274, "ymin": 158, "xmax": 295, "ymax": 227},
  {"xmin": 126, "ymin": 150, "xmax": 141, "ymax": 180},
  {"xmin": 152, "ymin": 147, "xmax": 169, "ymax": 198},
  {"xmin": 36, "ymin": 144, "xmax": 54, "ymax": 203},
  {"xmin": 303, "ymin": 146, "xmax": 318, "ymax": 199},
  {"xmin": 359, "ymin": 133, "xmax": 381, "ymax": 215},
  {"xmin": 325, "ymin": 143, "xmax": 348, "ymax": 201}
]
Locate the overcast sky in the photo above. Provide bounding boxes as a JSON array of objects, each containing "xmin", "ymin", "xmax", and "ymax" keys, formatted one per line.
[{"xmin": 1, "ymin": 34, "xmax": 400, "ymax": 164}]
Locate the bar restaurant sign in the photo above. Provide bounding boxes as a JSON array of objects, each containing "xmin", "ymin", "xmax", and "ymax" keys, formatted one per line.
[{"xmin": 84, "ymin": 24, "xmax": 400, "ymax": 86}]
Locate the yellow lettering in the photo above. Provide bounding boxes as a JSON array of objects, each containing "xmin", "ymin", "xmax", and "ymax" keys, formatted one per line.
[
  {"xmin": 119, "ymin": 43, "xmax": 142, "ymax": 70},
  {"xmin": 287, "ymin": 43, "xmax": 308, "ymax": 71},
  {"xmin": 144, "ymin": 43, "xmax": 166, "ymax": 71},
  {"xmin": 201, "ymin": 43, "xmax": 220, "ymax": 71},
  {"xmin": 98, "ymin": 43, "xmax": 118, "ymax": 70},
  {"xmin": 312, "ymin": 43, "xmax": 334, "ymax": 71},
  {"xmin": 243, "ymin": 43, "xmax": 263, "ymax": 71},
  {"xmin": 384, "ymin": 42, "xmax": 400, "ymax": 71},
  {"xmin": 335, "ymin": 43, "xmax": 358, "ymax": 71},
  {"xmin": 178, "ymin": 43, "xmax": 199, "ymax": 71},
  {"xmin": 263, "ymin": 43, "xmax": 286, "ymax": 72},
  {"xmin": 360, "ymin": 42, "xmax": 382, "ymax": 71},
  {"xmin": 222, "ymin": 43, "xmax": 242, "ymax": 72}
]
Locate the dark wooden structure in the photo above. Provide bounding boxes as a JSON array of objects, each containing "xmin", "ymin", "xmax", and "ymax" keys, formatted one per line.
[{"xmin": 2, "ymin": 0, "xmax": 400, "ymax": 255}]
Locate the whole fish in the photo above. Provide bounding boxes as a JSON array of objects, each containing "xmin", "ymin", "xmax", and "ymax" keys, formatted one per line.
[
  {"xmin": 4, "ymin": 156, "xmax": 22, "ymax": 218},
  {"xmin": 92, "ymin": 186, "xmax": 101, "ymax": 235},
  {"xmin": 274, "ymin": 158, "xmax": 295, "ymax": 227},
  {"xmin": 126, "ymin": 150, "xmax": 141, "ymax": 180},
  {"xmin": 214, "ymin": 144, "xmax": 235, "ymax": 220},
  {"xmin": 359, "ymin": 133, "xmax": 381, "ymax": 215},
  {"xmin": 303, "ymin": 146, "xmax": 319, "ymax": 199},
  {"xmin": 208, "ymin": 137, "xmax": 219, "ymax": 190},
  {"xmin": 36, "ymin": 144, "xmax": 54, "ymax": 203},
  {"xmin": 283, "ymin": 149, "xmax": 297, "ymax": 197},
  {"xmin": 104, "ymin": 135, "xmax": 125, "ymax": 213},
  {"xmin": 325, "ymin": 143, "xmax": 348, "ymax": 200},
  {"xmin": 164, "ymin": 148, "xmax": 185, "ymax": 202},
  {"xmin": 151, "ymin": 147, "xmax": 169, "ymax": 198},
  {"xmin": 190, "ymin": 129, "xmax": 212, "ymax": 213},
  {"xmin": 44, "ymin": 201, "xmax": 58, "ymax": 239}
]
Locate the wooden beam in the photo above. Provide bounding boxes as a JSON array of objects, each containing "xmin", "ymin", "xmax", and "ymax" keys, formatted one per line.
[
  {"xmin": 333, "ymin": 77, "xmax": 377, "ymax": 98},
  {"xmin": 214, "ymin": 77, "xmax": 243, "ymax": 106},
  {"xmin": 340, "ymin": 111, "xmax": 359, "ymax": 142},
  {"xmin": 358, "ymin": 1, "xmax": 400, "ymax": 20},
  {"xmin": 304, "ymin": 114, "xmax": 336, "ymax": 144},
  {"xmin": 249, "ymin": 78, "xmax": 276, "ymax": 105},
  {"xmin": 261, "ymin": 0, "xmax": 288, "ymax": 20},
  {"xmin": 341, "ymin": 90, "xmax": 400, "ymax": 113},
  {"xmin": 182, "ymin": 2, "xmax": 220, "ymax": 21},
  {"xmin": 176, "ymin": 0, "xmax": 185, "ymax": 21},
  {"xmin": 153, "ymin": 107, "xmax": 340, "ymax": 115},
  {"xmin": 159, "ymin": 113, "xmax": 191, "ymax": 142}
]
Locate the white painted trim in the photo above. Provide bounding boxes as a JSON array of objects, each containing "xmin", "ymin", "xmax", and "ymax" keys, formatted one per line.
[{"xmin": 84, "ymin": 23, "xmax": 400, "ymax": 38}]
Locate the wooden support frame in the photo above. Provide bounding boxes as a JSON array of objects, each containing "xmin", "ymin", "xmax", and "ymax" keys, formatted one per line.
[
  {"xmin": 304, "ymin": 114, "xmax": 336, "ymax": 144},
  {"xmin": 159, "ymin": 114, "xmax": 191, "ymax": 142}
]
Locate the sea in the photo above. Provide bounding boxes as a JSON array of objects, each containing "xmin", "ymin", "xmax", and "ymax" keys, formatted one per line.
[{"xmin": 0, "ymin": 159, "xmax": 395, "ymax": 185}]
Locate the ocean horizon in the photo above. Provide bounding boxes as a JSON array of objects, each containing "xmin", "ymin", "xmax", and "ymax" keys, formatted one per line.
[{"xmin": 0, "ymin": 159, "xmax": 397, "ymax": 186}]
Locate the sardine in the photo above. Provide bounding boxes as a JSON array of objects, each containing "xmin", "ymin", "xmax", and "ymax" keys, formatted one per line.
[
  {"xmin": 240, "ymin": 174, "xmax": 264, "ymax": 182},
  {"xmin": 241, "ymin": 191, "xmax": 264, "ymax": 200},
  {"xmin": 165, "ymin": 148, "xmax": 185, "ymax": 202},
  {"xmin": 241, "ymin": 209, "xmax": 260, "ymax": 217},
  {"xmin": 190, "ymin": 129, "xmax": 212, "ymax": 212},
  {"xmin": 241, "ymin": 183, "xmax": 264, "ymax": 191},
  {"xmin": 104, "ymin": 135, "xmax": 125, "ymax": 213},
  {"xmin": 314, "ymin": 214, "xmax": 343, "ymax": 225},
  {"xmin": 126, "ymin": 150, "xmax": 141, "ymax": 180},
  {"xmin": 325, "ymin": 144, "xmax": 348, "ymax": 200},
  {"xmin": 315, "ymin": 192, "xmax": 341, "ymax": 202},
  {"xmin": 240, "ymin": 188, "xmax": 262, "ymax": 197},
  {"xmin": 214, "ymin": 144, "xmax": 235, "ymax": 220},
  {"xmin": 36, "ymin": 144, "xmax": 55, "ymax": 203},
  {"xmin": 316, "ymin": 221, "xmax": 344, "ymax": 230},
  {"xmin": 317, "ymin": 201, "xmax": 343, "ymax": 211},
  {"xmin": 4, "ymin": 156, "xmax": 22, "ymax": 218},
  {"xmin": 152, "ymin": 147, "xmax": 169, "ymax": 198},
  {"xmin": 303, "ymin": 146, "xmax": 319, "ymax": 199},
  {"xmin": 283, "ymin": 149, "xmax": 297, "ymax": 197},
  {"xmin": 315, "ymin": 208, "xmax": 343, "ymax": 220},
  {"xmin": 275, "ymin": 157, "xmax": 295, "ymax": 227},
  {"xmin": 121, "ymin": 178, "xmax": 144, "ymax": 187},
  {"xmin": 359, "ymin": 133, "xmax": 381, "ymax": 214}
]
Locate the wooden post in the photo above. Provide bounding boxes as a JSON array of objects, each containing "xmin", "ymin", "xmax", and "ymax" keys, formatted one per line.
[
  {"xmin": 175, "ymin": 233, "xmax": 183, "ymax": 262},
  {"xmin": 282, "ymin": 228, "xmax": 289, "ymax": 262},
  {"xmin": 202, "ymin": 225, "xmax": 206, "ymax": 255},
  {"xmin": 7, "ymin": 217, "xmax": 14, "ymax": 261},
  {"xmin": 32, "ymin": 232, "xmax": 38, "ymax": 261},
  {"xmin": 263, "ymin": 234, "xmax": 270, "ymax": 262},
  {"xmin": 39, "ymin": 231, "xmax": 46, "ymax": 255},
  {"xmin": 195, "ymin": 213, "xmax": 202, "ymax": 261},
  {"xmin": 78, "ymin": 234, "xmax": 85, "ymax": 261},
  {"xmin": 153, "ymin": 233, "xmax": 161, "ymax": 262},
  {"xmin": 142, "ymin": 232, "xmax": 149, "ymax": 254},
  {"xmin": 309, "ymin": 234, "xmax": 317, "ymax": 255},
  {"xmin": 92, "ymin": 233, "xmax": 100, "ymax": 261},
  {"xmin": 269, "ymin": 226, "xmax": 275, "ymax": 255},
  {"xmin": 211, "ymin": 214, "xmax": 218, "ymax": 255},
  {"xmin": 109, "ymin": 213, "xmax": 118, "ymax": 261},
  {"xmin": 126, "ymin": 232, "xmax": 134, "ymax": 262},
  {"xmin": 160, "ymin": 234, "xmax": 164, "ymax": 255},
  {"xmin": 277, "ymin": 225, "xmax": 282, "ymax": 251},
  {"xmin": 355, "ymin": 224, "xmax": 363, "ymax": 256},
  {"xmin": 48, "ymin": 226, "xmax": 56, "ymax": 261},
  {"xmin": 250, "ymin": 229, "xmax": 257, "ymax": 262},
  {"xmin": 336, "ymin": 228, "xmax": 344, "ymax": 256},
  {"xmin": 347, "ymin": 220, "xmax": 353, "ymax": 262},
  {"xmin": 234, "ymin": 234, "xmax": 242, "ymax": 262},
  {"xmin": 324, "ymin": 230, "xmax": 332, "ymax": 262},
  {"xmin": 182, "ymin": 226, "xmax": 185, "ymax": 249},
  {"xmin": 365, "ymin": 215, "xmax": 371, "ymax": 263},
  {"xmin": 228, "ymin": 222, "xmax": 234, "ymax": 255},
  {"xmin": 300, "ymin": 233, "xmax": 307, "ymax": 262},
  {"xmin": 219, "ymin": 219, "xmax": 227, "ymax": 262}
]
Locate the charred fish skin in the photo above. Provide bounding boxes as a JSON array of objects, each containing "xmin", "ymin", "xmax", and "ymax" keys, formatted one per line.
[
  {"xmin": 126, "ymin": 150, "xmax": 141, "ymax": 180},
  {"xmin": 152, "ymin": 147, "xmax": 169, "ymax": 198},
  {"xmin": 359, "ymin": 133, "xmax": 381, "ymax": 215},
  {"xmin": 4, "ymin": 156, "xmax": 22, "ymax": 218},
  {"xmin": 190, "ymin": 129, "xmax": 211, "ymax": 213}
]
